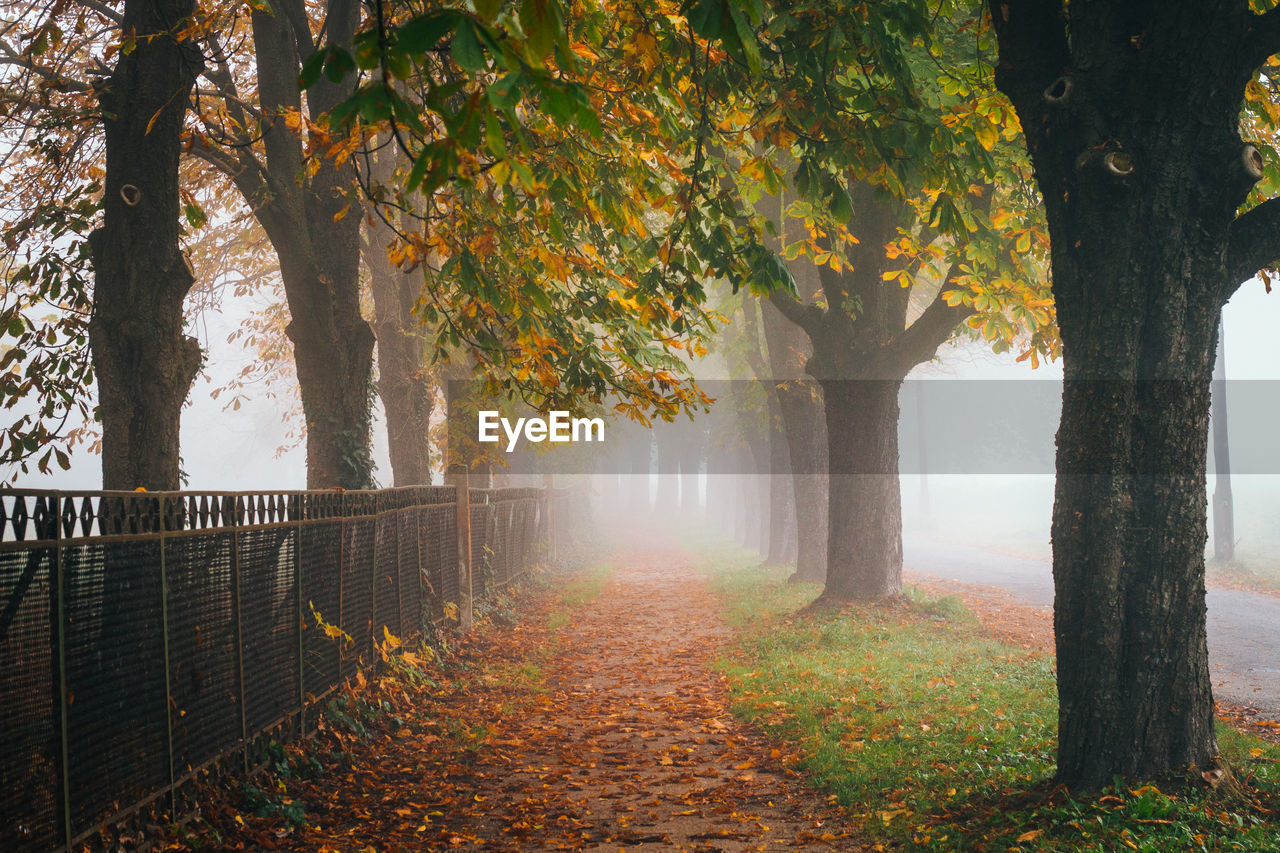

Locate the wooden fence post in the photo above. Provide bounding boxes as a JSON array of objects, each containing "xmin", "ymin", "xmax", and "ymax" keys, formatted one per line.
[
  {"xmin": 543, "ymin": 474, "xmax": 556, "ymax": 563},
  {"xmin": 447, "ymin": 465, "xmax": 473, "ymax": 631}
]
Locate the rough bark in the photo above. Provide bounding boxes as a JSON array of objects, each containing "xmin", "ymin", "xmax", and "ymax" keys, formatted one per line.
[
  {"xmin": 366, "ymin": 239, "xmax": 434, "ymax": 485},
  {"xmin": 760, "ymin": 279, "xmax": 828, "ymax": 583},
  {"xmin": 987, "ymin": 0, "xmax": 1280, "ymax": 787},
  {"xmin": 361, "ymin": 144, "xmax": 434, "ymax": 486},
  {"xmin": 820, "ymin": 379, "xmax": 903, "ymax": 599},
  {"xmin": 89, "ymin": 0, "xmax": 202, "ymax": 490}
]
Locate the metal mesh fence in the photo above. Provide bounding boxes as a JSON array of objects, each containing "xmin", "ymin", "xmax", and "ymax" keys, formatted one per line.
[
  {"xmin": 0, "ymin": 546, "xmax": 57, "ymax": 853},
  {"xmin": 0, "ymin": 483, "xmax": 565, "ymax": 852}
]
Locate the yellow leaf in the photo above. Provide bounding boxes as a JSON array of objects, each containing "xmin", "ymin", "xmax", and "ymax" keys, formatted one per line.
[
  {"xmin": 1017, "ymin": 829, "xmax": 1042, "ymax": 843},
  {"xmin": 975, "ymin": 121, "xmax": 998, "ymax": 151}
]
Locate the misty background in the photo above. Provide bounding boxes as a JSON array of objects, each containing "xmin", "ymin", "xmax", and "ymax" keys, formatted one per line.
[{"xmin": 15, "ymin": 276, "xmax": 1280, "ymax": 571}]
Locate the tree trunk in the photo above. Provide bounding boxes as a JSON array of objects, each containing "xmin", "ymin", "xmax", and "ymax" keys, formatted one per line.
[
  {"xmin": 256, "ymin": 0, "xmax": 373, "ymax": 489},
  {"xmin": 365, "ymin": 229, "xmax": 434, "ymax": 486},
  {"xmin": 820, "ymin": 379, "xmax": 903, "ymax": 600},
  {"xmin": 679, "ymin": 423, "xmax": 703, "ymax": 514},
  {"xmin": 89, "ymin": 0, "xmax": 202, "ymax": 491},
  {"xmin": 1212, "ymin": 320, "xmax": 1234, "ymax": 562},
  {"xmin": 1051, "ymin": 330, "xmax": 1218, "ymax": 788},
  {"xmin": 764, "ymin": 397, "xmax": 792, "ymax": 565},
  {"xmin": 760, "ymin": 296, "xmax": 828, "ymax": 583},
  {"xmin": 197, "ymin": 0, "xmax": 375, "ymax": 489},
  {"xmin": 985, "ymin": 1, "xmax": 1271, "ymax": 788},
  {"xmin": 362, "ymin": 137, "xmax": 435, "ymax": 487},
  {"xmin": 281, "ymin": 247, "xmax": 376, "ymax": 488},
  {"xmin": 776, "ymin": 383, "xmax": 828, "ymax": 583},
  {"xmin": 1047, "ymin": 228, "xmax": 1221, "ymax": 786}
]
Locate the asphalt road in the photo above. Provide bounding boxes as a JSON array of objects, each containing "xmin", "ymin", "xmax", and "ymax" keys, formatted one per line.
[{"xmin": 903, "ymin": 537, "xmax": 1280, "ymax": 719}]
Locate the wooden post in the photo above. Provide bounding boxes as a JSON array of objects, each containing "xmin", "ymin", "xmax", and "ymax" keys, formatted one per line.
[
  {"xmin": 543, "ymin": 474, "xmax": 556, "ymax": 563},
  {"xmin": 447, "ymin": 465, "xmax": 473, "ymax": 631}
]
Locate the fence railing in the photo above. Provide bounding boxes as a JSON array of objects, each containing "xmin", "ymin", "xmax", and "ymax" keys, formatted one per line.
[{"xmin": 0, "ymin": 482, "xmax": 577, "ymax": 853}]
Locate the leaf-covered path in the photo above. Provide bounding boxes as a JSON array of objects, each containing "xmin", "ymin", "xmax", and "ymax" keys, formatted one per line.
[{"xmin": 188, "ymin": 549, "xmax": 864, "ymax": 851}]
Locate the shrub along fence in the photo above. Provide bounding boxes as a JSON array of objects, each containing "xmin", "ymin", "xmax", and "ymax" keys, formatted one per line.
[{"xmin": 0, "ymin": 481, "xmax": 581, "ymax": 852}]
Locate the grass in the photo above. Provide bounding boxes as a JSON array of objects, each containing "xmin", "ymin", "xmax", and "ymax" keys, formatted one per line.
[
  {"xmin": 1206, "ymin": 554, "xmax": 1280, "ymax": 596},
  {"xmin": 546, "ymin": 560, "xmax": 614, "ymax": 631},
  {"xmin": 697, "ymin": 541, "xmax": 1280, "ymax": 852}
]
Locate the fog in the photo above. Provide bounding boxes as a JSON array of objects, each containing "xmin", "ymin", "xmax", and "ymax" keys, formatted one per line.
[{"xmin": 13, "ymin": 274, "xmax": 1280, "ymax": 579}]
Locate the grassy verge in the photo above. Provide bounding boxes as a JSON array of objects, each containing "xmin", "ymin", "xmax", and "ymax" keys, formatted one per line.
[
  {"xmin": 698, "ymin": 541, "xmax": 1280, "ymax": 852},
  {"xmin": 1206, "ymin": 555, "xmax": 1280, "ymax": 597}
]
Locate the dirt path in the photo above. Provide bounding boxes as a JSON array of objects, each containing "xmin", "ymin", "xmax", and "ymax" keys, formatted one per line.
[
  {"xmin": 465, "ymin": 549, "xmax": 863, "ymax": 851},
  {"xmin": 185, "ymin": 550, "xmax": 863, "ymax": 851}
]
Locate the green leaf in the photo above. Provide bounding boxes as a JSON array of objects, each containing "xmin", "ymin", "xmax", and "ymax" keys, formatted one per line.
[
  {"xmin": 686, "ymin": 0, "xmax": 725, "ymax": 41},
  {"xmin": 489, "ymin": 72, "xmax": 524, "ymax": 110},
  {"xmin": 357, "ymin": 86, "xmax": 394, "ymax": 122},
  {"xmin": 354, "ymin": 29, "xmax": 382, "ymax": 70},
  {"xmin": 520, "ymin": 0, "xmax": 562, "ymax": 61},
  {"xmin": 793, "ymin": 158, "xmax": 818, "ymax": 198},
  {"xmin": 541, "ymin": 83, "xmax": 575, "ymax": 123},
  {"xmin": 183, "ymin": 202, "xmax": 207, "ymax": 229},
  {"xmin": 451, "ymin": 21, "xmax": 487, "ymax": 72},
  {"xmin": 322, "ymin": 46, "xmax": 356, "ymax": 83},
  {"xmin": 405, "ymin": 152, "xmax": 431, "ymax": 193},
  {"xmin": 484, "ymin": 110, "xmax": 507, "ymax": 158},
  {"xmin": 398, "ymin": 11, "xmax": 459, "ymax": 55},
  {"xmin": 727, "ymin": 4, "xmax": 761, "ymax": 73},
  {"xmin": 826, "ymin": 179, "xmax": 853, "ymax": 224},
  {"xmin": 298, "ymin": 50, "xmax": 325, "ymax": 90}
]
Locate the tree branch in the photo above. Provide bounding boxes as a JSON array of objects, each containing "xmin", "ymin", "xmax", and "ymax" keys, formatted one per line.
[
  {"xmin": 0, "ymin": 39, "xmax": 91, "ymax": 92},
  {"xmin": 766, "ymin": 290, "xmax": 823, "ymax": 336},
  {"xmin": 880, "ymin": 263, "xmax": 975, "ymax": 375},
  {"xmin": 186, "ymin": 141, "xmax": 269, "ymax": 207},
  {"xmin": 76, "ymin": 0, "xmax": 124, "ymax": 24},
  {"xmin": 1224, "ymin": 197, "xmax": 1280, "ymax": 301}
]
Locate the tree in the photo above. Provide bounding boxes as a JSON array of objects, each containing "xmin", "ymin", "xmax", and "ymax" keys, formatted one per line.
[
  {"xmin": 306, "ymin": 0, "xmax": 791, "ymax": 458},
  {"xmin": 89, "ymin": 0, "xmax": 203, "ymax": 489},
  {"xmin": 192, "ymin": 0, "xmax": 375, "ymax": 488},
  {"xmin": 987, "ymin": 0, "xmax": 1280, "ymax": 788},
  {"xmin": 756, "ymin": 248, "xmax": 828, "ymax": 581},
  {"xmin": 722, "ymin": 1, "xmax": 1055, "ymax": 602},
  {"xmin": 362, "ymin": 140, "xmax": 436, "ymax": 486},
  {"xmin": 739, "ymin": 293, "xmax": 788, "ymax": 561}
]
